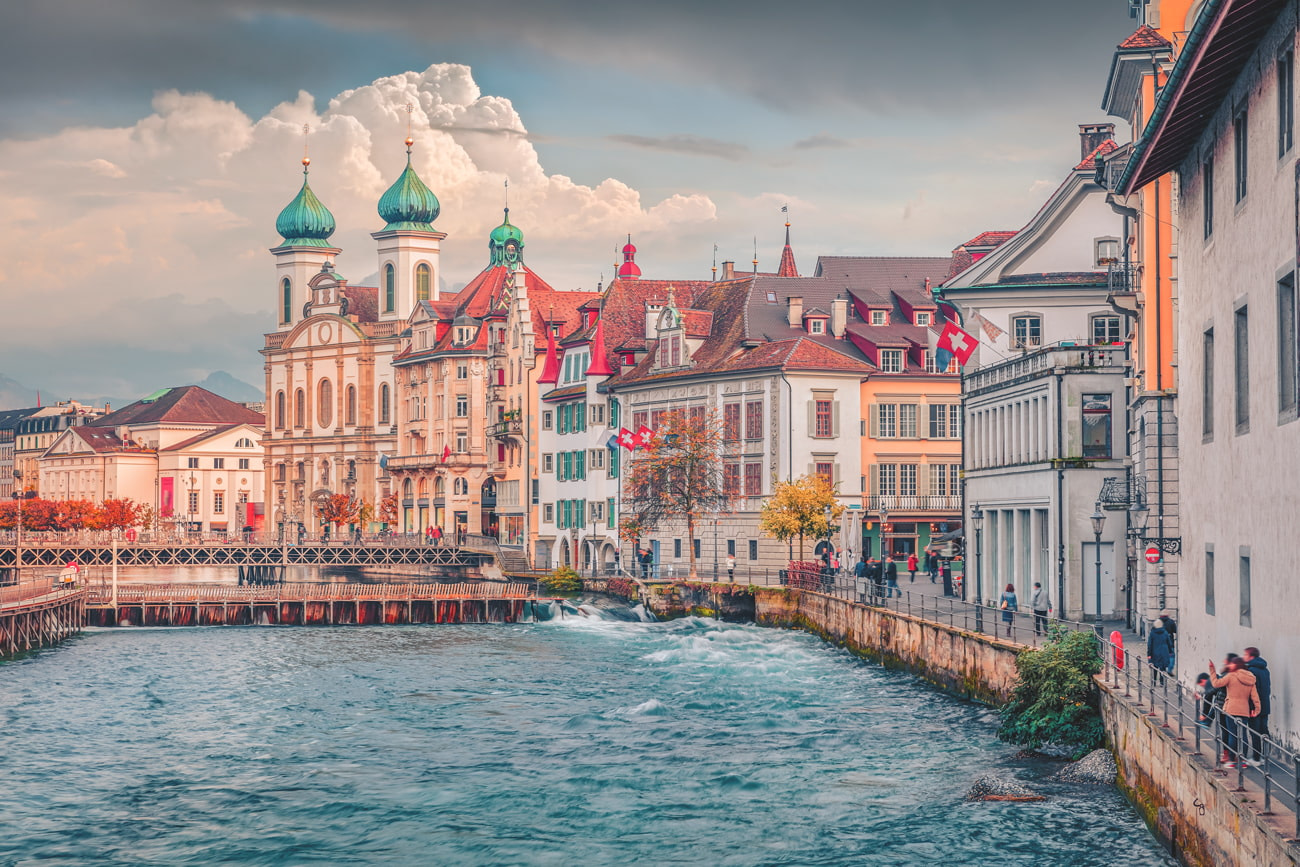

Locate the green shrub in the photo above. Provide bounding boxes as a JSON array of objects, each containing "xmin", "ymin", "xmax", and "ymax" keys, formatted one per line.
[
  {"xmin": 538, "ymin": 566, "xmax": 582, "ymax": 594},
  {"xmin": 997, "ymin": 626, "xmax": 1104, "ymax": 755}
]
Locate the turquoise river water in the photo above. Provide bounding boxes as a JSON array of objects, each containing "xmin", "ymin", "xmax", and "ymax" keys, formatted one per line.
[{"xmin": 0, "ymin": 605, "xmax": 1173, "ymax": 866}]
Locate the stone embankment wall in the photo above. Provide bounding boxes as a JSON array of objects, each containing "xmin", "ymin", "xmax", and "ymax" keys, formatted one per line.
[{"xmin": 1099, "ymin": 687, "xmax": 1300, "ymax": 867}]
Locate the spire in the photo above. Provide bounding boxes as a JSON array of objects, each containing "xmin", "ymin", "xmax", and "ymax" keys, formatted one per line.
[
  {"xmin": 377, "ymin": 122, "xmax": 441, "ymax": 231},
  {"xmin": 618, "ymin": 234, "xmax": 641, "ymax": 279},
  {"xmin": 586, "ymin": 314, "xmax": 615, "ymax": 377},
  {"xmin": 275, "ymin": 148, "xmax": 337, "ymax": 247},
  {"xmin": 489, "ymin": 204, "xmax": 525, "ymax": 267},
  {"xmin": 777, "ymin": 218, "xmax": 798, "ymax": 277},
  {"xmin": 536, "ymin": 309, "xmax": 561, "ymax": 384}
]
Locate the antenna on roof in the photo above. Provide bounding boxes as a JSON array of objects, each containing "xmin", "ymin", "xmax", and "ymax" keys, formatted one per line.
[
  {"xmin": 712, "ymin": 243, "xmax": 718, "ymax": 282},
  {"xmin": 752, "ymin": 236, "xmax": 758, "ymax": 274}
]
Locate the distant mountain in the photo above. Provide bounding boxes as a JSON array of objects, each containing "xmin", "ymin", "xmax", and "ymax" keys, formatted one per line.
[
  {"xmin": 191, "ymin": 371, "xmax": 263, "ymax": 404},
  {"xmin": 0, "ymin": 374, "xmax": 37, "ymax": 410}
]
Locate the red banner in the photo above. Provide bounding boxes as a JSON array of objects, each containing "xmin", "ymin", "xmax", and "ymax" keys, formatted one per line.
[{"xmin": 160, "ymin": 476, "xmax": 174, "ymax": 518}]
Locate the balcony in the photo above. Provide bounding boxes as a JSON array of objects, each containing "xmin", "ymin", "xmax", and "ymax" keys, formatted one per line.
[
  {"xmin": 964, "ymin": 344, "xmax": 1127, "ymax": 395},
  {"xmin": 488, "ymin": 418, "xmax": 523, "ymax": 440},
  {"xmin": 866, "ymin": 495, "xmax": 961, "ymax": 513},
  {"xmin": 490, "ymin": 341, "xmax": 508, "ymax": 359},
  {"xmin": 385, "ymin": 453, "xmax": 485, "ymax": 472}
]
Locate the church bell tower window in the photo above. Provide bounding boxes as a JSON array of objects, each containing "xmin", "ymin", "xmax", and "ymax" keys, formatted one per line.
[
  {"xmin": 416, "ymin": 264, "xmax": 431, "ymax": 303},
  {"xmin": 384, "ymin": 264, "xmax": 395, "ymax": 313},
  {"xmin": 281, "ymin": 278, "xmax": 292, "ymax": 324}
]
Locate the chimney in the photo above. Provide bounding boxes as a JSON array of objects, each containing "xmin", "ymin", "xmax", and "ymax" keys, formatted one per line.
[
  {"xmin": 830, "ymin": 297, "xmax": 848, "ymax": 338},
  {"xmin": 787, "ymin": 296, "xmax": 803, "ymax": 327},
  {"xmin": 1078, "ymin": 123, "xmax": 1115, "ymax": 160},
  {"xmin": 722, "ymin": 260, "xmax": 735, "ymax": 280}
]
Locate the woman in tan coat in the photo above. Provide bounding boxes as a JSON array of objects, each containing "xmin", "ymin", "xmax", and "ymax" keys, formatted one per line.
[{"xmin": 1208, "ymin": 658, "xmax": 1260, "ymax": 767}]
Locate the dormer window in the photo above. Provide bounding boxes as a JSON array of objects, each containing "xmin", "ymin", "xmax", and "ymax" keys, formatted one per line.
[
  {"xmin": 880, "ymin": 349, "xmax": 904, "ymax": 372},
  {"xmin": 871, "ymin": 310, "xmax": 888, "ymax": 326},
  {"xmin": 455, "ymin": 326, "xmax": 474, "ymax": 345},
  {"xmin": 915, "ymin": 312, "xmax": 931, "ymax": 326},
  {"xmin": 809, "ymin": 319, "xmax": 825, "ymax": 335}
]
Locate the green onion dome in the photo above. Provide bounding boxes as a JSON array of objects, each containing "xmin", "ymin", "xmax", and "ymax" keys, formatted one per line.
[
  {"xmin": 488, "ymin": 208, "xmax": 525, "ymax": 266},
  {"xmin": 377, "ymin": 139, "xmax": 440, "ymax": 231},
  {"xmin": 275, "ymin": 158, "xmax": 336, "ymax": 247}
]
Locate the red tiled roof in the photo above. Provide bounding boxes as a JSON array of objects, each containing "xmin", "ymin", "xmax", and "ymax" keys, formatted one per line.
[
  {"xmin": 68, "ymin": 426, "xmax": 125, "ymax": 453},
  {"xmin": 1075, "ymin": 138, "xmax": 1119, "ymax": 170},
  {"xmin": 540, "ymin": 383, "xmax": 586, "ymax": 402},
  {"xmin": 1119, "ymin": 23, "xmax": 1172, "ymax": 49},
  {"xmin": 961, "ymin": 230, "xmax": 1017, "ymax": 249},
  {"xmin": 92, "ymin": 386, "xmax": 263, "ymax": 428}
]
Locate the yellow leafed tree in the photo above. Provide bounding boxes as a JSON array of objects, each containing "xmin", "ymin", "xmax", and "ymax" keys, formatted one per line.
[{"xmin": 759, "ymin": 474, "xmax": 845, "ymax": 560}]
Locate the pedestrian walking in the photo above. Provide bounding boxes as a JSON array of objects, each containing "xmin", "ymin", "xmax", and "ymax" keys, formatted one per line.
[
  {"xmin": 1242, "ymin": 646, "xmax": 1271, "ymax": 763},
  {"xmin": 640, "ymin": 548, "xmax": 654, "ymax": 581},
  {"xmin": 1208, "ymin": 657, "xmax": 1260, "ymax": 768},
  {"xmin": 1160, "ymin": 609, "xmax": 1178, "ymax": 669},
  {"xmin": 1146, "ymin": 618, "xmax": 1175, "ymax": 674},
  {"xmin": 868, "ymin": 559, "xmax": 883, "ymax": 600},
  {"xmin": 1029, "ymin": 582, "xmax": 1050, "ymax": 636},
  {"xmin": 853, "ymin": 556, "xmax": 868, "ymax": 603},
  {"xmin": 726, "ymin": 554, "xmax": 736, "ymax": 582},
  {"xmin": 884, "ymin": 556, "xmax": 900, "ymax": 598},
  {"xmin": 926, "ymin": 549, "xmax": 939, "ymax": 583},
  {"xmin": 998, "ymin": 583, "xmax": 1018, "ymax": 638},
  {"xmin": 1196, "ymin": 672, "xmax": 1223, "ymax": 729},
  {"xmin": 907, "ymin": 552, "xmax": 918, "ymax": 582}
]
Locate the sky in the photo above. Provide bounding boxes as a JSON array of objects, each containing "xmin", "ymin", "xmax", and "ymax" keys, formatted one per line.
[{"xmin": 0, "ymin": 0, "xmax": 1139, "ymax": 403}]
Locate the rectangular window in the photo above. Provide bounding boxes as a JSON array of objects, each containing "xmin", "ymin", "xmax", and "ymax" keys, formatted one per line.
[
  {"xmin": 456, "ymin": 431, "xmax": 468, "ymax": 453},
  {"xmin": 1082, "ymin": 394, "xmax": 1112, "ymax": 458},
  {"xmin": 809, "ymin": 319, "xmax": 824, "ymax": 334},
  {"xmin": 543, "ymin": 453, "xmax": 553, "ymax": 473},
  {"xmin": 878, "ymin": 403, "xmax": 897, "ymax": 438},
  {"xmin": 1234, "ymin": 108, "xmax": 1248, "ymax": 202},
  {"xmin": 748, "ymin": 539, "xmax": 758, "ymax": 560},
  {"xmin": 1091, "ymin": 316, "xmax": 1122, "ymax": 344},
  {"xmin": 456, "ymin": 363, "xmax": 468, "ymax": 380},
  {"xmin": 1012, "ymin": 316, "xmax": 1042, "ymax": 349},
  {"xmin": 928, "ymin": 404, "xmax": 950, "ymax": 439},
  {"xmin": 745, "ymin": 401, "xmax": 763, "ymax": 440},
  {"xmin": 1279, "ymin": 274, "xmax": 1298, "ymax": 415},
  {"xmin": 1205, "ymin": 548, "xmax": 1216, "ymax": 616},
  {"xmin": 688, "ymin": 405, "xmax": 705, "ymax": 424},
  {"xmin": 814, "ymin": 400, "xmax": 833, "ymax": 437},
  {"xmin": 575, "ymin": 403, "xmax": 586, "ymax": 432},
  {"xmin": 898, "ymin": 464, "xmax": 917, "ymax": 497},
  {"xmin": 213, "ymin": 492, "xmax": 224, "ymax": 514},
  {"xmin": 1239, "ymin": 553, "xmax": 1252, "ymax": 627},
  {"xmin": 543, "ymin": 411, "xmax": 553, "ymax": 431},
  {"xmin": 673, "ymin": 538, "xmax": 682, "ymax": 558},
  {"xmin": 1203, "ymin": 157, "xmax": 1214, "ymax": 239},
  {"xmin": 187, "ymin": 457, "xmax": 199, "ymax": 469},
  {"xmin": 814, "ymin": 461, "xmax": 833, "ymax": 485},
  {"xmin": 727, "ymin": 539, "xmax": 736, "ymax": 557},
  {"xmin": 238, "ymin": 458, "xmax": 250, "ymax": 470},
  {"xmin": 1095, "ymin": 238, "xmax": 1121, "ymax": 265},
  {"xmin": 590, "ymin": 403, "xmax": 605, "ymax": 425},
  {"xmin": 456, "ymin": 395, "xmax": 469, "ymax": 417},
  {"xmin": 743, "ymin": 463, "xmax": 762, "ymax": 496},
  {"xmin": 1235, "ymin": 306, "xmax": 1250, "ymax": 433},
  {"xmin": 558, "ymin": 405, "xmax": 570, "ymax": 435},
  {"xmin": 575, "ymin": 449, "xmax": 585, "ymax": 480},
  {"xmin": 880, "ymin": 350, "xmax": 903, "ymax": 372},
  {"xmin": 212, "ymin": 458, "xmax": 225, "ymax": 470},
  {"xmin": 560, "ymin": 451, "xmax": 571, "ymax": 481},
  {"xmin": 1280, "ymin": 48, "xmax": 1295, "ymax": 156},
  {"xmin": 606, "ymin": 498, "xmax": 615, "ymax": 530},
  {"xmin": 870, "ymin": 310, "xmax": 887, "ymax": 325},
  {"xmin": 589, "ymin": 449, "xmax": 605, "ymax": 470},
  {"xmin": 544, "ymin": 503, "xmax": 554, "ymax": 523},
  {"xmin": 1203, "ymin": 328, "xmax": 1215, "ymax": 440},
  {"xmin": 559, "ymin": 500, "xmax": 570, "ymax": 530},
  {"xmin": 723, "ymin": 462, "xmax": 740, "ymax": 496},
  {"xmin": 915, "ymin": 311, "xmax": 931, "ymax": 326},
  {"xmin": 693, "ymin": 538, "xmax": 701, "ymax": 558},
  {"xmin": 878, "ymin": 463, "xmax": 897, "ymax": 496},
  {"xmin": 632, "ymin": 411, "xmax": 648, "ymax": 432},
  {"xmin": 724, "ymin": 403, "xmax": 741, "ymax": 441},
  {"xmin": 591, "ymin": 501, "xmax": 604, "ymax": 522},
  {"xmin": 187, "ymin": 491, "xmax": 199, "ymax": 514},
  {"xmin": 899, "ymin": 404, "xmax": 917, "ymax": 439}
]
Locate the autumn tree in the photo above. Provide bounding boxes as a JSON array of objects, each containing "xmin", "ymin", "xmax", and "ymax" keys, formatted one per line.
[
  {"xmin": 759, "ymin": 474, "xmax": 845, "ymax": 560},
  {"xmin": 378, "ymin": 494, "xmax": 398, "ymax": 526},
  {"xmin": 622, "ymin": 408, "xmax": 732, "ymax": 580},
  {"xmin": 316, "ymin": 493, "xmax": 360, "ymax": 532},
  {"xmin": 98, "ymin": 499, "xmax": 144, "ymax": 532}
]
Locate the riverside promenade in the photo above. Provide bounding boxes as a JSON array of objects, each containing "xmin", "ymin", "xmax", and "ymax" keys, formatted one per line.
[
  {"xmin": 597, "ymin": 573, "xmax": 1300, "ymax": 867},
  {"xmin": 0, "ymin": 578, "xmax": 84, "ymax": 657}
]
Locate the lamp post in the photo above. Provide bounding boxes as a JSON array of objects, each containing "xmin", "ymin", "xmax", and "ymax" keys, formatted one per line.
[
  {"xmin": 1090, "ymin": 503, "xmax": 1106, "ymax": 635},
  {"xmin": 971, "ymin": 505, "xmax": 984, "ymax": 634},
  {"xmin": 712, "ymin": 516, "xmax": 719, "ymax": 581},
  {"xmin": 1126, "ymin": 498, "xmax": 1148, "ymax": 630},
  {"xmin": 878, "ymin": 505, "xmax": 889, "ymax": 561}
]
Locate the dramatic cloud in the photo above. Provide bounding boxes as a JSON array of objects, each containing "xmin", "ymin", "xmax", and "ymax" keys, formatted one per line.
[{"xmin": 0, "ymin": 64, "xmax": 717, "ymax": 398}]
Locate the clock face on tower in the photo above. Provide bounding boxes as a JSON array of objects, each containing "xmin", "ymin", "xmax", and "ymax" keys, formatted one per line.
[{"xmin": 504, "ymin": 240, "xmax": 519, "ymax": 264}]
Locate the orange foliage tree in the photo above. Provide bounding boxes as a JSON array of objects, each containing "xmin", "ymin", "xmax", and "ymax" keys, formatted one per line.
[
  {"xmin": 98, "ymin": 498, "xmax": 144, "ymax": 532},
  {"xmin": 316, "ymin": 493, "xmax": 361, "ymax": 531},
  {"xmin": 377, "ymin": 494, "xmax": 398, "ymax": 526}
]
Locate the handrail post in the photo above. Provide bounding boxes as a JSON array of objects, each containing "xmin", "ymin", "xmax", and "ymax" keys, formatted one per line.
[{"xmin": 1293, "ymin": 753, "xmax": 1299, "ymax": 839}]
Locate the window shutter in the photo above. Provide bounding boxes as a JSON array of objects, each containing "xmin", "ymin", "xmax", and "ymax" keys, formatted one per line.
[
  {"xmin": 832, "ymin": 401, "xmax": 841, "ymax": 437},
  {"xmin": 869, "ymin": 463, "xmax": 879, "ymax": 496},
  {"xmin": 807, "ymin": 401, "xmax": 815, "ymax": 436},
  {"xmin": 869, "ymin": 404, "xmax": 880, "ymax": 438},
  {"xmin": 917, "ymin": 463, "xmax": 931, "ymax": 498}
]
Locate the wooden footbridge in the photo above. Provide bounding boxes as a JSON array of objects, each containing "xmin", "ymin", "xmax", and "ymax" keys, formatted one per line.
[{"xmin": 0, "ymin": 581, "xmax": 85, "ymax": 657}]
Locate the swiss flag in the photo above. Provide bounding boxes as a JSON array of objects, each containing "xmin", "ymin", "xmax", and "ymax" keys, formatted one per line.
[
  {"xmin": 618, "ymin": 427, "xmax": 637, "ymax": 450},
  {"xmin": 934, "ymin": 320, "xmax": 978, "ymax": 368},
  {"xmin": 442, "ymin": 444, "xmax": 452, "ymax": 462},
  {"xmin": 635, "ymin": 425, "xmax": 657, "ymax": 448}
]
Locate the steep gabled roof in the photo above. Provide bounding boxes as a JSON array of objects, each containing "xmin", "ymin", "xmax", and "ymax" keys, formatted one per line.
[
  {"xmin": 1120, "ymin": 23, "xmax": 1173, "ymax": 49},
  {"xmin": 91, "ymin": 386, "xmax": 263, "ymax": 428},
  {"xmin": 813, "ymin": 256, "xmax": 950, "ymax": 297},
  {"xmin": 1075, "ymin": 138, "xmax": 1119, "ymax": 170}
]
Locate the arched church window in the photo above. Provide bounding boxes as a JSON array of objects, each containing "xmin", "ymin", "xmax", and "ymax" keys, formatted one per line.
[
  {"xmin": 275, "ymin": 391, "xmax": 285, "ymax": 429},
  {"xmin": 281, "ymin": 278, "xmax": 292, "ymax": 325},
  {"xmin": 384, "ymin": 264, "xmax": 395, "ymax": 313},
  {"xmin": 435, "ymin": 476, "xmax": 445, "ymax": 496},
  {"xmin": 318, "ymin": 379, "xmax": 333, "ymax": 428},
  {"xmin": 294, "ymin": 389, "xmax": 305, "ymax": 428},
  {"xmin": 415, "ymin": 263, "xmax": 431, "ymax": 303},
  {"xmin": 346, "ymin": 385, "xmax": 357, "ymax": 426},
  {"xmin": 379, "ymin": 383, "xmax": 390, "ymax": 425}
]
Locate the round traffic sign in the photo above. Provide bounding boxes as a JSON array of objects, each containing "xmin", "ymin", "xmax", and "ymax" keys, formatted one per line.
[{"xmin": 1144, "ymin": 546, "xmax": 1162, "ymax": 564}]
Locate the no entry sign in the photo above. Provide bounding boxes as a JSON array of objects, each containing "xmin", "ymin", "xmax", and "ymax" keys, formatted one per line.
[{"xmin": 1144, "ymin": 546, "xmax": 1162, "ymax": 564}]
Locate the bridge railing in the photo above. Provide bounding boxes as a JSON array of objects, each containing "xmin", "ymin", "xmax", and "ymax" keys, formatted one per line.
[
  {"xmin": 0, "ymin": 577, "xmax": 84, "ymax": 608},
  {"xmin": 84, "ymin": 582, "xmax": 535, "ymax": 605}
]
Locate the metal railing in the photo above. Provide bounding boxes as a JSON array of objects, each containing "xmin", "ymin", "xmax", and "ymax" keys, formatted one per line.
[{"xmin": 84, "ymin": 582, "xmax": 535, "ymax": 604}]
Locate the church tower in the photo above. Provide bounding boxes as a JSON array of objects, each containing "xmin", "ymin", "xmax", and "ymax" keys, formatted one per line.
[
  {"xmin": 373, "ymin": 136, "xmax": 445, "ymax": 321},
  {"xmin": 271, "ymin": 157, "xmax": 339, "ymax": 332}
]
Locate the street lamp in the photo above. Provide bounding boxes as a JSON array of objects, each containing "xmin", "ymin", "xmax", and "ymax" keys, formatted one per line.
[
  {"xmin": 1126, "ymin": 498, "xmax": 1149, "ymax": 629},
  {"xmin": 1090, "ymin": 503, "xmax": 1106, "ymax": 634},
  {"xmin": 971, "ymin": 505, "xmax": 984, "ymax": 633},
  {"xmin": 712, "ymin": 516, "xmax": 719, "ymax": 581},
  {"xmin": 878, "ymin": 505, "xmax": 889, "ymax": 560}
]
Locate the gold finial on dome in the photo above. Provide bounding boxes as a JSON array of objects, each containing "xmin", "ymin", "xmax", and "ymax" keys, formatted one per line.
[{"xmin": 301, "ymin": 124, "xmax": 311, "ymax": 172}]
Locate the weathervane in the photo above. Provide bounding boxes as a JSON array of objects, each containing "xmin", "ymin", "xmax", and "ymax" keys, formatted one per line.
[
  {"xmin": 404, "ymin": 103, "xmax": 414, "ymax": 150},
  {"xmin": 301, "ymin": 123, "xmax": 311, "ymax": 170}
]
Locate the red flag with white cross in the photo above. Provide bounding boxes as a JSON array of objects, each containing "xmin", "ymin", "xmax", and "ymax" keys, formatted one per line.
[
  {"xmin": 934, "ymin": 320, "xmax": 978, "ymax": 367},
  {"xmin": 618, "ymin": 427, "xmax": 637, "ymax": 450},
  {"xmin": 635, "ymin": 425, "xmax": 657, "ymax": 448}
]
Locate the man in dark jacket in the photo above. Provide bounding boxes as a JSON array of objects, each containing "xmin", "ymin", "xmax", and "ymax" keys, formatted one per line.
[
  {"xmin": 1243, "ymin": 646, "xmax": 1271, "ymax": 763},
  {"xmin": 1146, "ymin": 618, "xmax": 1175, "ymax": 674}
]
